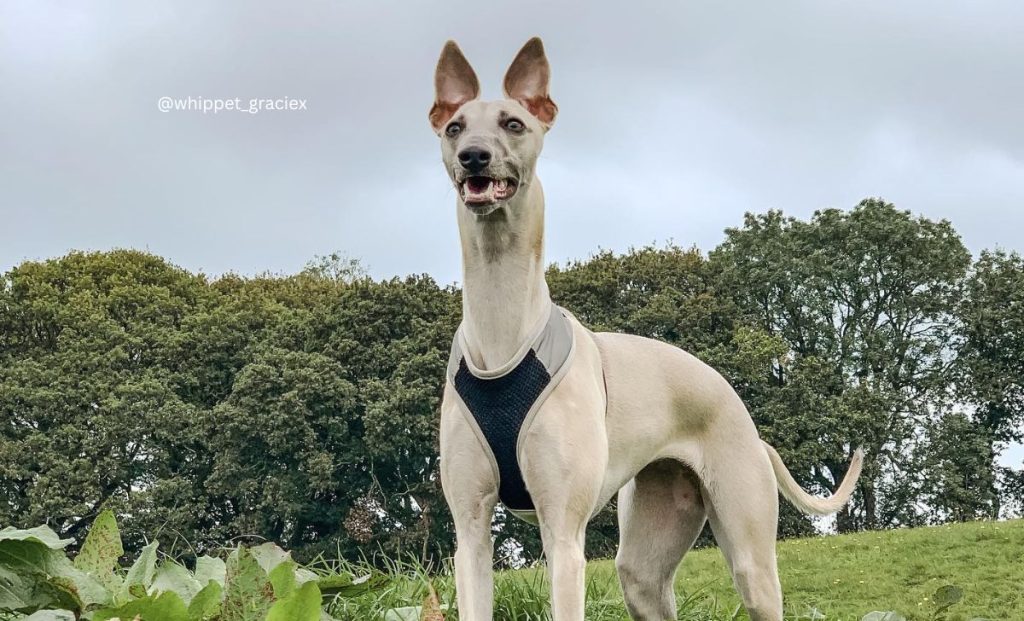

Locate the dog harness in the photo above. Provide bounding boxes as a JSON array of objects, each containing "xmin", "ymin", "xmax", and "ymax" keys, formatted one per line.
[{"xmin": 446, "ymin": 304, "xmax": 576, "ymax": 520}]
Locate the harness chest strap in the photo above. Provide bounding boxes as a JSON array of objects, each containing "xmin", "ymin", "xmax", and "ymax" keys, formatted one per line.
[{"xmin": 446, "ymin": 304, "xmax": 576, "ymax": 519}]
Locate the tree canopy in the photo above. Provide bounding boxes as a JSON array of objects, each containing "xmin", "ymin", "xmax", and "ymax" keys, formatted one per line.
[{"xmin": 1, "ymin": 201, "xmax": 1020, "ymax": 565}]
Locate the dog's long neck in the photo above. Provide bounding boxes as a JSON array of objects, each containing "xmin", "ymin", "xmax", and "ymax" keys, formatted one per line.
[{"xmin": 458, "ymin": 180, "xmax": 551, "ymax": 370}]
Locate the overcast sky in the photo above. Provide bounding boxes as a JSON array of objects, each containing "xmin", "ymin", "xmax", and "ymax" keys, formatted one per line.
[
  {"xmin": 2, "ymin": 2, "xmax": 1023, "ymax": 466},
  {"xmin": 3, "ymin": 0, "xmax": 1023, "ymax": 285}
]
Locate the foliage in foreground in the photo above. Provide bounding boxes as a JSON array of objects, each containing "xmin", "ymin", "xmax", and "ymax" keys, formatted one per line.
[
  {"xmin": 0, "ymin": 511, "xmax": 383, "ymax": 621},
  {"xmin": 3, "ymin": 513, "xmax": 1019, "ymax": 621}
]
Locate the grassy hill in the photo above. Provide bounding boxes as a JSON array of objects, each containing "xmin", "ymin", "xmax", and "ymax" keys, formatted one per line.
[
  {"xmin": 465, "ymin": 519, "xmax": 1024, "ymax": 621},
  {"xmin": 570, "ymin": 519, "xmax": 1023, "ymax": 620}
]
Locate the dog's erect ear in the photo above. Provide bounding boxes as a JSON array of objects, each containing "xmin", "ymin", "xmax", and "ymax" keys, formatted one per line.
[
  {"xmin": 503, "ymin": 37, "xmax": 557, "ymax": 128},
  {"xmin": 429, "ymin": 41, "xmax": 480, "ymax": 132}
]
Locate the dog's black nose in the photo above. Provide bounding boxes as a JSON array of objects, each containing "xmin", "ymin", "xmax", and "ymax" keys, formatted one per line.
[{"xmin": 458, "ymin": 147, "xmax": 491, "ymax": 173}]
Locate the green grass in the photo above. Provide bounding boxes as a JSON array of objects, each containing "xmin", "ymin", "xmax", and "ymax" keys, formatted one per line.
[
  {"xmin": 328, "ymin": 519, "xmax": 1023, "ymax": 621},
  {"xmin": 586, "ymin": 519, "xmax": 1024, "ymax": 620}
]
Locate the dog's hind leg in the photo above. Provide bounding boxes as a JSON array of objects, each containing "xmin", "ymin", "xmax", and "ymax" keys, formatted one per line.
[
  {"xmin": 701, "ymin": 437, "xmax": 784, "ymax": 621},
  {"xmin": 616, "ymin": 459, "xmax": 707, "ymax": 621}
]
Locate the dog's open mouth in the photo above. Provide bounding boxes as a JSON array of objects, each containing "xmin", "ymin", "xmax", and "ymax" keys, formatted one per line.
[{"xmin": 460, "ymin": 176, "xmax": 518, "ymax": 207}]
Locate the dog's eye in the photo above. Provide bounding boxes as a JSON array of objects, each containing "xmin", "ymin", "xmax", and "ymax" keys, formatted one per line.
[
  {"xmin": 504, "ymin": 118, "xmax": 525, "ymax": 133},
  {"xmin": 445, "ymin": 123, "xmax": 462, "ymax": 137}
]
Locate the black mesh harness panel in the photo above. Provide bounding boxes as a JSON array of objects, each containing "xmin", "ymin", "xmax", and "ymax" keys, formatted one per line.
[
  {"xmin": 453, "ymin": 351, "xmax": 549, "ymax": 510},
  {"xmin": 447, "ymin": 305, "xmax": 575, "ymax": 514}
]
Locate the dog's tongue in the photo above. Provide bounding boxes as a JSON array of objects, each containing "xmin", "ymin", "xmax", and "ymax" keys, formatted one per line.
[
  {"xmin": 465, "ymin": 177, "xmax": 508, "ymax": 203},
  {"xmin": 467, "ymin": 177, "xmax": 492, "ymax": 194}
]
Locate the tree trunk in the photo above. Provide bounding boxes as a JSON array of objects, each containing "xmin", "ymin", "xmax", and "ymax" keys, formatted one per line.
[
  {"xmin": 836, "ymin": 505, "xmax": 856, "ymax": 533},
  {"xmin": 862, "ymin": 479, "xmax": 877, "ymax": 530},
  {"xmin": 986, "ymin": 439, "xmax": 1001, "ymax": 519}
]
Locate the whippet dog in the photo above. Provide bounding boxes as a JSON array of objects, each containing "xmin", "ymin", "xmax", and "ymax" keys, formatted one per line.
[{"xmin": 432, "ymin": 37, "xmax": 863, "ymax": 621}]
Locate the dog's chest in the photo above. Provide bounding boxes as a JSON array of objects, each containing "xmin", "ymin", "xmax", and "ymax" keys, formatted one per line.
[{"xmin": 446, "ymin": 304, "xmax": 575, "ymax": 515}]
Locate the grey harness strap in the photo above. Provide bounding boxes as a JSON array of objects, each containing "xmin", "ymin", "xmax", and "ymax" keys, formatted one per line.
[{"xmin": 446, "ymin": 304, "xmax": 575, "ymax": 518}]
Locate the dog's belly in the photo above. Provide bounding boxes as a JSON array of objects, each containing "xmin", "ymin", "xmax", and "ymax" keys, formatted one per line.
[
  {"xmin": 512, "ymin": 323, "xmax": 740, "ymax": 516},
  {"xmin": 591, "ymin": 331, "xmax": 741, "ymax": 502}
]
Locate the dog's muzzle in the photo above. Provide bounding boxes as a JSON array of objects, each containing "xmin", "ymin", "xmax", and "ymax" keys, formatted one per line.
[{"xmin": 459, "ymin": 175, "xmax": 519, "ymax": 209}]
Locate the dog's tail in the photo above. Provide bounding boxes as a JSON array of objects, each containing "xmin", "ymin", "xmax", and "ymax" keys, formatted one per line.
[{"xmin": 762, "ymin": 441, "xmax": 864, "ymax": 516}]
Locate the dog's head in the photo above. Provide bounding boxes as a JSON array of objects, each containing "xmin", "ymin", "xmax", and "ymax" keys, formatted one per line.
[{"xmin": 429, "ymin": 38, "xmax": 557, "ymax": 216}]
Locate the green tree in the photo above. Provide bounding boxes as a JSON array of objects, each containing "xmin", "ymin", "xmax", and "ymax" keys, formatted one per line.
[
  {"xmin": 0, "ymin": 251, "xmax": 462, "ymax": 565},
  {"xmin": 187, "ymin": 272, "xmax": 459, "ymax": 563},
  {"xmin": 1, "ymin": 215, "xmax": 1012, "ymax": 568},
  {"xmin": 547, "ymin": 245, "xmax": 734, "ymax": 352},
  {"xmin": 956, "ymin": 249, "xmax": 1024, "ymax": 515},
  {"xmin": 313, "ymin": 275, "xmax": 459, "ymax": 563},
  {"xmin": 300, "ymin": 252, "xmax": 368, "ymax": 283},
  {"xmin": 921, "ymin": 411, "xmax": 999, "ymax": 521},
  {"xmin": 0, "ymin": 251, "xmax": 214, "ymax": 551},
  {"xmin": 710, "ymin": 199, "xmax": 972, "ymax": 531},
  {"xmin": 205, "ymin": 346, "xmax": 358, "ymax": 547}
]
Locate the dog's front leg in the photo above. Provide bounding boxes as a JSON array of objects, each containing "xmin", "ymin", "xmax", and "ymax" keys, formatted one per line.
[
  {"xmin": 525, "ymin": 406, "xmax": 608, "ymax": 620},
  {"xmin": 440, "ymin": 394, "xmax": 500, "ymax": 621},
  {"xmin": 538, "ymin": 509, "xmax": 589, "ymax": 620},
  {"xmin": 451, "ymin": 495, "xmax": 496, "ymax": 620}
]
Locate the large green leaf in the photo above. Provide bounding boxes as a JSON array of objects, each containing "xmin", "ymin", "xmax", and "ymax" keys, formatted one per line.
[
  {"xmin": 187, "ymin": 580, "xmax": 223, "ymax": 621},
  {"xmin": 248, "ymin": 543, "xmax": 291, "ymax": 574},
  {"xmin": 248, "ymin": 543, "xmax": 299, "ymax": 599},
  {"xmin": 0, "ymin": 540, "xmax": 70, "ymax": 576},
  {"xmin": 193, "ymin": 556, "xmax": 226, "ymax": 588},
  {"xmin": 383, "ymin": 606, "xmax": 422, "ymax": 621},
  {"xmin": 150, "ymin": 559, "xmax": 203, "ymax": 605},
  {"xmin": 0, "ymin": 527, "xmax": 72, "ymax": 550},
  {"xmin": 267, "ymin": 562, "xmax": 296, "ymax": 600},
  {"xmin": 221, "ymin": 546, "xmax": 274, "ymax": 621},
  {"xmin": 0, "ymin": 564, "xmax": 54, "ymax": 611},
  {"xmin": 45, "ymin": 575, "xmax": 88, "ymax": 612},
  {"xmin": 117, "ymin": 540, "xmax": 158, "ymax": 604},
  {"xmin": 0, "ymin": 539, "xmax": 110, "ymax": 610},
  {"xmin": 295, "ymin": 567, "xmax": 319, "ymax": 585},
  {"xmin": 266, "ymin": 581, "xmax": 321, "ymax": 621},
  {"xmin": 0, "ymin": 569, "xmax": 91, "ymax": 614},
  {"xmin": 73, "ymin": 510, "xmax": 124, "ymax": 594},
  {"xmin": 23, "ymin": 611, "xmax": 77, "ymax": 621},
  {"xmin": 94, "ymin": 591, "xmax": 189, "ymax": 621},
  {"xmin": 55, "ymin": 566, "xmax": 110, "ymax": 609}
]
